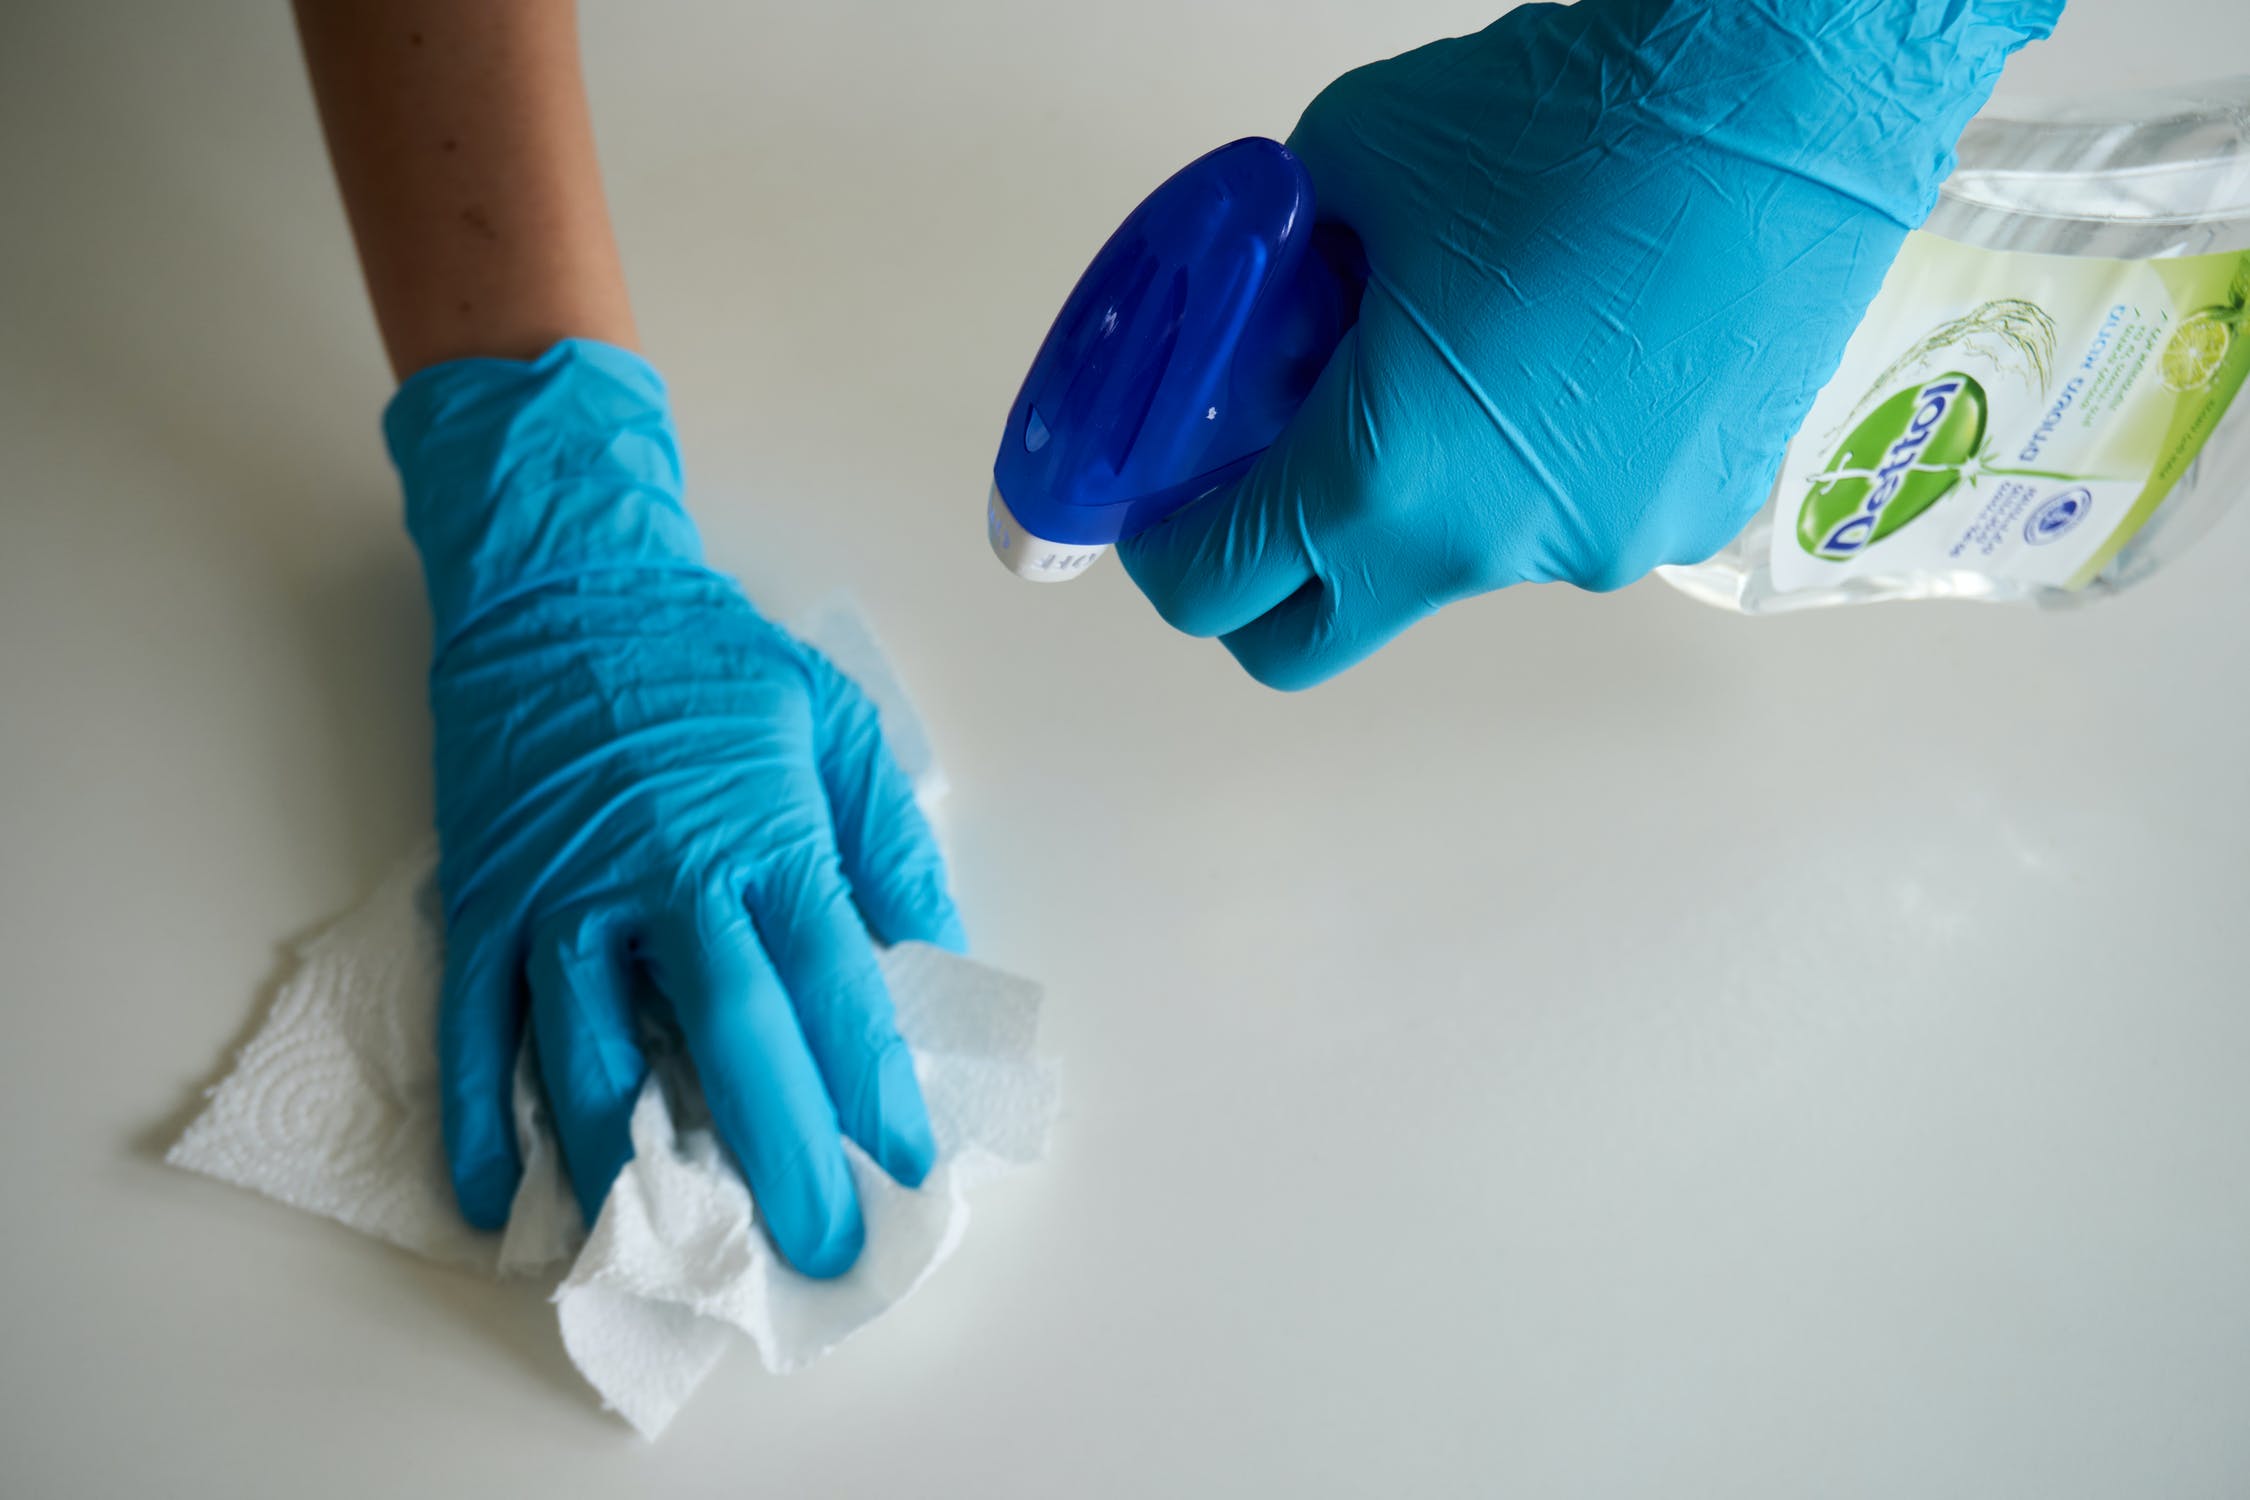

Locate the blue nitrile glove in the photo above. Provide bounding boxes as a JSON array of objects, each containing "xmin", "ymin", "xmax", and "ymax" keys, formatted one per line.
[
  {"xmin": 384, "ymin": 339, "xmax": 963, "ymax": 1278},
  {"xmin": 1121, "ymin": 0, "xmax": 2063, "ymax": 687}
]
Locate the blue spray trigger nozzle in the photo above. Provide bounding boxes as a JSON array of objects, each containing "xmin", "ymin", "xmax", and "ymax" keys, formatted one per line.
[{"xmin": 989, "ymin": 138, "xmax": 1361, "ymax": 581}]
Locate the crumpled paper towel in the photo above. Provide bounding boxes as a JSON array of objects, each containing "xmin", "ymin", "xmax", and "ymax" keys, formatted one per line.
[{"xmin": 167, "ymin": 603, "xmax": 1059, "ymax": 1439}]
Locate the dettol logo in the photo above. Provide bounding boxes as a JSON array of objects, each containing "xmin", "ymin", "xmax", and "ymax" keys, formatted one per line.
[{"xmin": 1799, "ymin": 373, "xmax": 1988, "ymax": 560}]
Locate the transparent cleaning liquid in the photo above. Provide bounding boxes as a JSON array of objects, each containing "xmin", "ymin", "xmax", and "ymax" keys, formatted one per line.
[{"xmin": 1662, "ymin": 76, "xmax": 2250, "ymax": 613}]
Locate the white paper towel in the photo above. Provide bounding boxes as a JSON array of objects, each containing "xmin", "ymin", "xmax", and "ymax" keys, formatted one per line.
[{"xmin": 167, "ymin": 604, "xmax": 1059, "ymax": 1439}]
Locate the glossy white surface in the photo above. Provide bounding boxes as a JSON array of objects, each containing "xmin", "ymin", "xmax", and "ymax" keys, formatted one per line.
[{"xmin": 3, "ymin": 3, "xmax": 2248, "ymax": 1494}]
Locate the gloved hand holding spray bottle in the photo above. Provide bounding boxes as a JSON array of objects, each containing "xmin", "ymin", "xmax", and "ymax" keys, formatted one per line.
[{"xmin": 992, "ymin": 0, "xmax": 2250, "ymax": 686}]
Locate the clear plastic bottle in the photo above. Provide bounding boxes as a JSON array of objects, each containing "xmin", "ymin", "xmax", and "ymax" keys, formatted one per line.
[{"xmin": 1662, "ymin": 76, "xmax": 2250, "ymax": 614}]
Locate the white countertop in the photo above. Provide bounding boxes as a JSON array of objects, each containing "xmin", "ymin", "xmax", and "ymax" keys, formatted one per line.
[{"xmin": 5, "ymin": 2, "xmax": 2249, "ymax": 1494}]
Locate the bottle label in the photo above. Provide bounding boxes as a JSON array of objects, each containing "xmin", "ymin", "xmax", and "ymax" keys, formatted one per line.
[{"xmin": 1768, "ymin": 234, "xmax": 2250, "ymax": 594}]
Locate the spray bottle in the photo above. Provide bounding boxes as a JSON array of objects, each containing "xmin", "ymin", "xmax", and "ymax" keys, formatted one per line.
[{"xmin": 990, "ymin": 78, "xmax": 2250, "ymax": 612}]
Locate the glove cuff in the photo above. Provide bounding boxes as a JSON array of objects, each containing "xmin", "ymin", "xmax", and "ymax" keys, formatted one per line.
[{"xmin": 384, "ymin": 339, "xmax": 710, "ymax": 650}]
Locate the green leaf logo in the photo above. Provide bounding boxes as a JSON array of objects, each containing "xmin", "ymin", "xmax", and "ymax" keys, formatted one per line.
[{"xmin": 1799, "ymin": 373, "xmax": 1987, "ymax": 561}]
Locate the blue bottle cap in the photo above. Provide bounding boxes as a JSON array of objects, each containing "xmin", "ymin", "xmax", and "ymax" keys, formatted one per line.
[{"xmin": 990, "ymin": 137, "xmax": 1359, "ymax": 580}]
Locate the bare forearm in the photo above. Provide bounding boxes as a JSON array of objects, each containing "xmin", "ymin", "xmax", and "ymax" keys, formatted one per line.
[{"xmin": 293, "ymin": 0, "xmax": 635, "ymax": 377}]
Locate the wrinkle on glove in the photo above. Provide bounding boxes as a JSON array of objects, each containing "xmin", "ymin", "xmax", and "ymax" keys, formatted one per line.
[
  {"xmin": 386, "ymin": 343, "xmax": 704, "ymax": 650},
  {"xmin": 1120, "ymin": 0, "xmax": 2064, "ymax": 688}
]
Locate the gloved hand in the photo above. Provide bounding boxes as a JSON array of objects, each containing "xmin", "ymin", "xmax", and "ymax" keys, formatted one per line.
[
  {"xmin": 385, "ymin": 339, "xmax": 962, "ymax": 1278},
  {"xmin": 1121, "ymin": 0, "xmax": 2063, "ymax": 687}
]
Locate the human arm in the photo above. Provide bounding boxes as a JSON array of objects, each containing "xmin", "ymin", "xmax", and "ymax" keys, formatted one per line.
[
  {"xmin": 294, "ymin": 0, "xmax": 960, "ymax": 1276},
  {"xmin": 293, "ymin": 0, "xmax": 634, "ymax": 375}
]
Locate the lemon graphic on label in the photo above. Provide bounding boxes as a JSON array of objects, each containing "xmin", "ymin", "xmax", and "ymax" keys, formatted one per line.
[{"xmin": 2162, "ymin": 308, "xmax": 2235, "ymax": 393}]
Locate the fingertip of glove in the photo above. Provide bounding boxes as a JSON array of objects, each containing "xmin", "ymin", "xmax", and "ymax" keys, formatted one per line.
[
  {"xmin": 927, "ymin": 907, "xmax": 970, "ymax": 956},
  {"xmin": 865, "ymin": 876, "xmax": 968, "ymax": 955},
  {"xmin": 870, "ymin": 1044, "xmax": 939, "ymax": 1189},
  {"xmin": 1246, "ymin": 662, "xmax": 1324, "ymax": 694},
  {"xmin": 451, "ymin": 1153, "xmax": 522, "ymax": 1233},
  {"xmin": 765, "ymin": 1142, "xmax": 867, "ymax": 1280},
  {"xmin": 1225, "ymin": 636, "xmax": 1329, "ymax": 694},
  {"xmin": 563, "ymin": 1130, "xmax": 636, "ymax": 1230}
]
